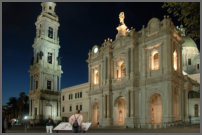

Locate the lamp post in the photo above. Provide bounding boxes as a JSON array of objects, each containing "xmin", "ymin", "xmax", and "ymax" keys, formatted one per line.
[{"xmin": 24, "ymin": 116, "xmax": 28, "ymax": 132}]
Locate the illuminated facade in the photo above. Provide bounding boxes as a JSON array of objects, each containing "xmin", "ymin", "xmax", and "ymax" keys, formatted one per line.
[
  {"xmin": 61, "ymin": 12, "xmax": 200, "ymax": 128},
  {"xmin": 28, "ymin": 2, "xmax": 63, "ymax": 123}
]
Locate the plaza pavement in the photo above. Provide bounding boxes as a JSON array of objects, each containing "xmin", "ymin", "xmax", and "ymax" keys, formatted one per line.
[{"xmin": 5, "ymin": 124, "xmax": 200, "ymax": 133}]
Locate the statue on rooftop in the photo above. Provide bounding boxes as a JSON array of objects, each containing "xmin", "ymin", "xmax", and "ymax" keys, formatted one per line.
[{"xmin": 119, "ymin": 12, "xmax": 125, "ymax": 25}]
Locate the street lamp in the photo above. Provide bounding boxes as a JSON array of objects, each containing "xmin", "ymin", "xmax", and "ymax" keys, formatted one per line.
[
  {"xmin": 24, "ymin": 116, "xmax": 28, "ymax": 120},
  {"xmin": 24, "ymin": 116, "xmax": 28, "ymax": 132}
]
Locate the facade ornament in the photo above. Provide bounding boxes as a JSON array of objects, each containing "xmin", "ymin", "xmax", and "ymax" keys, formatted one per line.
[
  {"xmin": 119, "ymin": 12, "xmax": 125, "ymax": 25},
  {"xmin": 116, "ymin": 12, "xmax": 128, "ymax": 38}
]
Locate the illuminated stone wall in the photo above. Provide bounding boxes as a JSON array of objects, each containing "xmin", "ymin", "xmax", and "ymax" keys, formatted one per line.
[
  {"xmin": 28, "ymin": 2, "xmax": 63, "ymax": 123},
  {"xmin": 61, "ymin": 14, "xmax": 200, "ymax": 128}
]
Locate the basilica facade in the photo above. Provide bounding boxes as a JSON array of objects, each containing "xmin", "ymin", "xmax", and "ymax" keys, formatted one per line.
[
  {"xmin": 28, "ymin": 2, "xmax": 200, "ymax": 128},
  {"xmin": 61, "ymin": 13, "xmax": 200, "ymax": 128}
]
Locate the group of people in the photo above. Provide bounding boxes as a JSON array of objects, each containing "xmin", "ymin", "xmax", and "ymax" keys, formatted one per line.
[
  {"xmin": 2, "ymin": 109, "xmax": 84, "ymax": 133},
  {"xmin": 45, "ymin": 110, "xmax": 84, "ymax": 133}
]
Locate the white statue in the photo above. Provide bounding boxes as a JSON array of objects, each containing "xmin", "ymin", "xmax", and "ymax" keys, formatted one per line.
[{"xmin": 119, "ymin": 12, "xmax": 125, "ymax": 25}]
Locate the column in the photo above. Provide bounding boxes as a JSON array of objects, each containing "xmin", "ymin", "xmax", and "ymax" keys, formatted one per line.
[
  {"xmin": 104, "ymin": 95, "xmax": 107, "ymax": 118},
  {"xmin": 29, "ymin": 99, "xmax": 31, "ymax": 116},
  {"xmin": 53, "ymin": 75, "xmax": 55, "ymax": 90},
  {"xmin": 131, "ymin": 47, "xmax": 134, "ymax": 73},
  {"xmin": 127, "ymin": 91, "xmax": 130, "ymax": 117},
  {"xmin": 92, "ymin": 68, "xmax": 93, "ymax": 86},
  {"xmin": 107, "ymin": 95, "xmax": 110, "ymax": 118},
  {"xmin": 99, "ymin": 65, "xmax": 101, "ymax": 86},
  {"xmin": 126, "ymin": 49, "xmax": 129, "ymax": 78},
  {"xmin": 59, "ymin": 76, "xmax": 61, "ymax": 91},
  {"xmin": 101, "ymin": 60, "xmax": 104, "ymax": 85},
  {"xmin": 130, "ymin": 90, "xmax": 134, "ymax": 117},
  {"xmin": 38, "ymin": 99, "xmax": 40, "ymax": 119},
  {"xmin": 89, "ymin": 98, "xmax": 92, "ymax": 121},
  {"xmin": 88, "ymin": 65, "xmax": 91, "ymax": 86},
  {"xmin": 105, "ymin": 57, "xmax": 108, "ymax": 80}
]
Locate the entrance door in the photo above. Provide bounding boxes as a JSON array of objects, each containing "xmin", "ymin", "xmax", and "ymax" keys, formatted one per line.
[
  {"xmin": 115, "ymin": 97, "xmax": 126, "ymax": 126},
  {"xmin": 45, "ymin": 104, "xmax": 52, "ymax": 119},
  {"xmin": 150, "ymin": 94, "xmax": 162, "ymax": 124}
]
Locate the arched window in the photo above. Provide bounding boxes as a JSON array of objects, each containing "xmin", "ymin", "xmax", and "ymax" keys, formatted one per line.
[
  {"xmin": 94, "ymin": 69, "xmax": 99, "ymax": 85},
  {"xmin": 173, "ymin": 50, "xmax": 177, "ymax": 71},
  {"xmin": 117, "ymin": 61, "xmax": 125, "ymax": 78},
  {"xmin": 121, "ymin": 63, "xmax": 126, "ymax": 77},
  {"xmin": 194, "ymin": 104, "xmax": 199, "ymax": 117},
  {"xmin": 151, "ymin": 50, "xmax": 159, "ymax": 70}
]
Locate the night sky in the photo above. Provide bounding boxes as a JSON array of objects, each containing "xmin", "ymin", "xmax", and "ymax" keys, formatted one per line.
[{"xmin": 2, "ymin": 2, "xmax": 199, "ymax": 105}]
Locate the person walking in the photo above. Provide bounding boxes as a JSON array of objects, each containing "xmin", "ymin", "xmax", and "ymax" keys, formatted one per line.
[
  {"xmin": 45, "ymin": 116, "xmax": 54, "ymax": 133},
  {"xmin": 69, "ymin": 110, "xmax": 83, "ymax": 133}
]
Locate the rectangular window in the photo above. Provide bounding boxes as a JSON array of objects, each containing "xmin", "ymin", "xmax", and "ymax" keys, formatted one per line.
[
  {"xmin": 62, "ymin": 107, "xmax": 64, "ymax": 112},
  {"xmin": 188, "ymin": 59, "xmax": 191, "ymax": 65},
  {"xmin": 80, "ymin": 92, "xmax": 82, "ymax": 98},
  {"xmin": 197, "ymin": 64, "xmax": 199, "ymax": 70},
  {"xmin": 62, "ymin": 96, "xmax": 65, "ymax": 101},
  {"xmin": 76, "ymin": 105, "xmax": 78, "ymax": 110},
  {"xmin": 69, "ymin": 94, "xmax": 70, "ymax": 100},
  {"xmin": 47, "ymin": 81, "xmax": 51, "ymax": 90},
  {"xmin": 70, "ymin": 106, "xmax": 72, "ymax": 112},
  {"xmin": 71, "ymin": 94, "xmax": 73, "ymax": 99},
  {"xmin": 37, "ymin": 53, "xmax": 39, "ymax": 63},
  {"xmin": 80, "ymin": 105, "xmax": 82, "ymax": 111},
  {"xmin": 75, "ymin": 93, "xmax": 77, "ymax": 99},
  {"xmin": 48, "ymin": 27, "xmax": 53, "ymax": 39},
  {"xmin": 48, "ymin": 53, "xmax": 52, "ymax": 64}
]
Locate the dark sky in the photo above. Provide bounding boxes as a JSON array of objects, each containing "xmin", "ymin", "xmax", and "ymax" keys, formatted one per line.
[{"xmin": 2, "ymin": 2, "xmax": 199, "ymax": 105}]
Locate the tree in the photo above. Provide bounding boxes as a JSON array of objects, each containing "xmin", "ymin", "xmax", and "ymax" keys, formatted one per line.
[
  {"xmin": 18, "ymin": 92, "xmax": 29, "ymax": 120},
  {"xmin": 7, "ymin": 97, "xmax": 18, "ymax": 118},
  {"xmin": 5, "ymin": 93, "xmax": 29, "ymax": 121},
  {"xmin": 162, "ymin": 2, "xmax": 200, "ymax": 41}
]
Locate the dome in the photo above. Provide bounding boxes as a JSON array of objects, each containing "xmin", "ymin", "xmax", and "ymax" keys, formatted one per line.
[{"xmin": 182, "ymin": 36, "xmax": 198, "ymax": 48}]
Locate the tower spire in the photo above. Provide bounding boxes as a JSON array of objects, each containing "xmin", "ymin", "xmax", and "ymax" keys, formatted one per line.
[{"xmin": 41, "ymin": 2, "xmax": 56, "ymax": 14}]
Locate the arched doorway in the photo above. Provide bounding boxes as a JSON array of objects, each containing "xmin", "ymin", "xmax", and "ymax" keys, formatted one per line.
[
  {"xmin": 150, "ymin": 93, "xmax": 162, "ymax": 124},
  {"xmin": 115, "ymin": 97, "xmax": 126, "ymax": 126},
  {"xmin": 92, "ymin": 102, "xmax": 98, "ymax": 125},
  {"xmin": 45, "ymin": 103, "xmax": 52, "ymax": 119}
]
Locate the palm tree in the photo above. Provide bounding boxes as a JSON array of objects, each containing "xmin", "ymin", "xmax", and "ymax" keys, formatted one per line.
[{"xmin": 5, "ymin": 92, "xmax": 30, "ymax": 120}]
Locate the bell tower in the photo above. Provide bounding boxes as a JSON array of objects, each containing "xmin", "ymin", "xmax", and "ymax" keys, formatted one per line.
[{"xmin": 28, "ymin": 2, "xmax": 63, "ymax": 123}]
